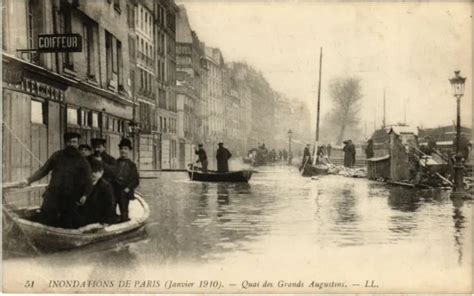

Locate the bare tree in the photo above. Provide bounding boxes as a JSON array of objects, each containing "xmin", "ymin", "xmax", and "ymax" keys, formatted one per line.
[{"xmin": 327, "ymin": 77, "xmax": 362, "ymax": 145}]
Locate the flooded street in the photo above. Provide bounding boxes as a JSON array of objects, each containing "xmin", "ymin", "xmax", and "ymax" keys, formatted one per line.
[{"xmin": 3, "ymin": 164, "xmax": 473, "ymax": 293}]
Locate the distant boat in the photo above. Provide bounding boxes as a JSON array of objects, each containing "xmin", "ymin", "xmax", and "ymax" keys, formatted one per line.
[
  {"xmin": 187, "ymin": 166, "xmax": 254, "ymax": 183},
  {"xmin": 302, "ymin": 163, "xmax": 329, "ymax": 177},
  {"xmin": 5, "ymin": 193, "xmax": 149, "ymax": 252},
  {"xmin": 301, "ymin": 47, "xmax": 330, "ymax": 177}
]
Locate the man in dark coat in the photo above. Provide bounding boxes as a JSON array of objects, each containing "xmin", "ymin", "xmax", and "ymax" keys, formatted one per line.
[
  {"xmin": 114, "ymin": 138, "xmax": 140, "ymax": 222},
  {"xmin": 216, "ymin": 142, "xmax": 232, "ymax": 173},
  {"xmin": 300, "ymin": 144, "xmax": 312, "ymax": 170},
  {"xmin": 81, "ymin": 159, "xmax": 119, "ymax": 225},
  {"xmin": 349, "ymin": 140, "xmax": 356, "ymax": 166},
  {"xmin": 343, "ymin": 140, "xmax": 353, "ymax": 167},
  {"xmin": 89, "ymin": 138, "xmax": 116, "ymax": 184},
  {"xmin": 365, "ymin": 139, "xmax": 374, "ymax": 159},
  {"xmin": 22, "ymin": 132, "xmax": 92, "ymax": 228},
  {"xmin": 195, "ymin": 144, "xmax": 208, "ymax": 172}
]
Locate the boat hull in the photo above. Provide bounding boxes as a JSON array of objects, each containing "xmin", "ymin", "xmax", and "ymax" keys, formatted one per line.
[
  {"xmin": 8, "ymin": 195, "xmax": 150, "ymax": 252},
  {"xmin": 302, "ymin": 164, "xmax": 330, "ymax": 177},
  {"xmin": 188, "ymin": 169, "xmax": 253, "ymax": 182}
]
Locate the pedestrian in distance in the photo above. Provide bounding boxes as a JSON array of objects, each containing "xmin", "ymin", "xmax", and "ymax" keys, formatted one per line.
[
  {"xmin": 343, "ymin": 140, "xmax": 353, "ymax": 168},
  {"xmin": 365, "ymin": 139, "xmax": 374, "ymax": 159},
  {"xmin": 114, "ymin": 138, "xmax": 140, "ymax": 222},
  {"xmin": 300, "ymin": 144, "xmax": 312, "ymax": 171},
  {"xmin": 216, "ymin": 142, "xmax": 232, "ymax": 173},
  {"xmin": 349, "ymin": 140, "xmax": 356, "ymax": 166},
  {"xmin": 21, "ymin": 132, "xmax": 92, "ymax": 228},
  {"xmin": 81, "ymin": 158, "xmax": 119, "ymax": 225},
  {"xmin": 89, "ymin": 138, "xmax": 117, "ymax": 184},
  {"xmin": 195, "ymin": 144, "xmax": 208, "ymax": 173}
]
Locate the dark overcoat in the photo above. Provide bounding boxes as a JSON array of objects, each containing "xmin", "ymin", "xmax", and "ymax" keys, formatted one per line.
[
  {"xmin": 27, "ymin": 147, "xmax": 92, "ymax": 227},
  {"xmin": 216, "ymin": 147, "xmax": 232, "ymax": 172},
  {"xmin": 82, "ymin": 178, "xmax": 119, "ymax": 225},
  {"xmin": 114, "ymin": 158, "xmax": 140, "ymax": 200},
  {"xmin": 343, "ymin": 144, "xmax": 354, "ymax": 167}
]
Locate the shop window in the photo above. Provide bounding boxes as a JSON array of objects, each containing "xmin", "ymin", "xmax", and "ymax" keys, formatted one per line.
[
  {"xmin": 67, "ymin": 107, "xmax": 79, "ymax": 125},
  {"xmin": 31, "ymin": 100, "xmax": 46, "ymax": 125},
  {"xmin": 79, "ymin": 109, "xmax": 89, "ymax": 126},
  {"xmin": 92, "ymin": 112, "xmax": 99, "ymax": 128}
]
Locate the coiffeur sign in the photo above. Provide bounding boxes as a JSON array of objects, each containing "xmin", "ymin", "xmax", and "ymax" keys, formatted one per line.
[{"xmin": 37, "ymin": 34, "xmax": 82, "ymax": 53}]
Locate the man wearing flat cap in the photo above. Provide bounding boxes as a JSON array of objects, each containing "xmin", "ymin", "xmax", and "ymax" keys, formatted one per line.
[
  {"xmin": 216, "ymin": 142, "xmax": 232, "ymax": 173},
  {"xmin": 21, "ymin": 132, "xmax": 92, "ymax": 228},
  {"xmin": 195, "ymin": 144, "xmax": 208, "ymax": 173},
  {"xmin": 89, "ymin": 138, "xmax": 117, "ymax": 184}
]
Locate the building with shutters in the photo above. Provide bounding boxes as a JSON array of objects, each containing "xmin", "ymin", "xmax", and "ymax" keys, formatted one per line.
[{"xmin": 2, "ymin": 0, "xmax": 135, "ymax": 203}]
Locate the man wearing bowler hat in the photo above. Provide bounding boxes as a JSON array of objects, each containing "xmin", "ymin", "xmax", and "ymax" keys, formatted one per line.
[
  {"xmin": 114, "ymin": 138, "xmax": 139, "ymax": 222},
  {"xmin": 21, "ymin": 132, "xmax": 92, "ymax": 228},
  {"xmin": 89, "ymin": 138, "xmax": 117, "ymax": 184}
]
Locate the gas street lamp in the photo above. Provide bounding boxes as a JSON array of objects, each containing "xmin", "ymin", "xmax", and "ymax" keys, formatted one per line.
[
  {"xmin": 288, "ymin": 129, "xmax": 293, "ymax": 165},
  {"xmin": 449, "ymin": 70, "xmax": 466, "ymax": 194}
]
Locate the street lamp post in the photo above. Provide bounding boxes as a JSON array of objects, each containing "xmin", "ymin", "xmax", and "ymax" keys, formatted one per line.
[
  {"xmin": 288, "ymin": 129, "xmax": 293, "ymax": 165},
  {"xmin": 449, "ymin": 70, "xmax": 466, "ymax": 194}
]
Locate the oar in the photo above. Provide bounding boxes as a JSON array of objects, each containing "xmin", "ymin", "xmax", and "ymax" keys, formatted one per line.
[{"xmin": 3, "ymin": 182, "xmax": 46, "ymax": 190}]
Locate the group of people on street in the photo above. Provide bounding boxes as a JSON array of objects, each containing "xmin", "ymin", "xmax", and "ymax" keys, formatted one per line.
[
  {"xmin": 195, "ymin": 142, "xmax": 232, "ymax": 173},
  {"xmin": 21, "ymin": 132, "xmax": 139, "ymax": 229}
]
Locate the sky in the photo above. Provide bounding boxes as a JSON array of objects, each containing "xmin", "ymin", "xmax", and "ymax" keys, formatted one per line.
[{"xmin": 178, "ymin": 1, "xmax": 472, "ymax": 133}]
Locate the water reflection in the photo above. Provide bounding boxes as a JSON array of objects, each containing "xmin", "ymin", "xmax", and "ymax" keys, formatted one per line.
[
  {"xmin": 452, "ymin": 197, "xmax": 465, "ymax": 264},
  {"xmin": 387, "ymin": 187, "xmax": 422, "ymax": 212},
  {"xmin": 2, "ymin": 167, "xmax": 472, "ymax": 272}
]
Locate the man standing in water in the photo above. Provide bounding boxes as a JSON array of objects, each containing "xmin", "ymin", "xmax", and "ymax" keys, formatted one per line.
[
  {"xmin": 216, "ymin": 142, "xmax": 232, "ymax": 173},
  {"xmin": 21, "ymin": 132, "xmax": 92, "ymax": 228}
]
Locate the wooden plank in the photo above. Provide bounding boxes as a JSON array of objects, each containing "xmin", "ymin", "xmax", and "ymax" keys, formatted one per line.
[
  {"xmin": 3, "ymin": 90, "xmax": 12, "ymax": 182},
  {"xmin": 10, "ymin": 93, "xmax": 23, "ymax": 182},
  {"xmin": 23, "ymin": 96, "xmax": 32, "ymax": 180}
]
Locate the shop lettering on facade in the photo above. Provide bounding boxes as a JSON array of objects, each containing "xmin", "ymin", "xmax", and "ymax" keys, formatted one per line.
[{"xmin": 37, "ymin": 34, "xmax": 82, "ymax": 53}]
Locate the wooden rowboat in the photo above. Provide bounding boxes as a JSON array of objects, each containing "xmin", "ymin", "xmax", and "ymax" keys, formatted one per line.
[
  {"xmin": 5, "ymin": 193, "xmax": 150, "ymax": 252},
  {"xmin": 187, "ymin": 167, "xmax": 254, "ymax": 183},
  {"xmin": 302, "ymin": 163, "xmax": 330, "ymax": 177}
]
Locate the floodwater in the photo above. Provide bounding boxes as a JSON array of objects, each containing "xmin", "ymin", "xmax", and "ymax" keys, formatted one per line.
[{"xmin": 3, "ymin": 163, "xmax": 473, "ymax": 293}]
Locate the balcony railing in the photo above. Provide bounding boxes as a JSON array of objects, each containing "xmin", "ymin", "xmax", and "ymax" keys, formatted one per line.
[{"xmin": 137, "ymin": 51, "xmax": 154, "ymax": 68}]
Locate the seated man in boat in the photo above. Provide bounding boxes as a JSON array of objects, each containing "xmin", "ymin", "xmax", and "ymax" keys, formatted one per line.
[
  {"xmin": 216, "ymin": 142, "xmax": 232, "ymax": 173},
  {"xmin": 21, "ymin": 132, "xmax": 92, "ymax": 228},
  {"xmin": 195, "ymin": 144, "xmax": 208, "ymax": 172},
  {"xmin": 89, "ymin": 138, "xmax": 117, "ymax": 185},
  {"xmin": 81, "ymin": 159, "xmax": 119, "ymax": 225},
  {"xmin": 114, "ymin": 139, "xmax": 140, "ymax": 222},
  {"xmin": 79, "ymin": 144, "xmax": 92, "ymax": 158}
]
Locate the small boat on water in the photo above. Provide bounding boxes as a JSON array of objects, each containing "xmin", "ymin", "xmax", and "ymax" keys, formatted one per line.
[
  {"xmin": 302, "ymin": 163, "xmax": 330, "ymax": 177},
  {"xmin": 5, "ymin": 193, "xmax": 150, "ymax": 252},
  {"xmin": 187, "ymin": 166, "xmax": 254, "ymax": 183}
]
